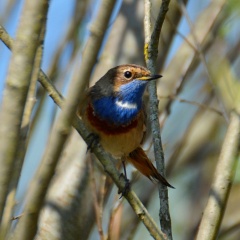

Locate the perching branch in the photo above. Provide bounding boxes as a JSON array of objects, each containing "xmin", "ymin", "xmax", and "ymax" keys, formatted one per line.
[{"xmin": 144, "ymin": 1, "xmax": 173, "ymax": 239}]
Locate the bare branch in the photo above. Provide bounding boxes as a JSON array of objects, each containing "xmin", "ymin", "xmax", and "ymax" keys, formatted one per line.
[
  {"xmin": 89, "ymin": 157, "xmax": 105, "ymax": 240},
  {"xmin": 159, "ymin": 95, "xmax": 223, "ymax": 117},
  {"xmin": 144, "ymin": 1, "xmax": 172, "ymax": 239}
]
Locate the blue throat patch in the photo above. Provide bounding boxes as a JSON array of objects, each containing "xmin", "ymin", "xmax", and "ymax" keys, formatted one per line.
[{"xmin": 92, "ymin": 80, "xmax": 148, "ymax": 125}]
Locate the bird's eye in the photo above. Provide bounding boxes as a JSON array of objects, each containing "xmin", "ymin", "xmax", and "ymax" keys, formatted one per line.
[{"xmin": 124, "ymin": 71, "xmax": 132, "ymax": 79}]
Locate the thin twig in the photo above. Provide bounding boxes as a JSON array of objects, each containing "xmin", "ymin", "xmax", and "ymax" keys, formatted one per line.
[
  {"xmin": 157, "ymin": 0, "xmax": 228, "ymax": 121},
  {"xmin": 178, "ymin": 0, "xmax": 229, "ymax": 123},
  {"xmin": 144, "ymin": 1, "xmax": 173, "ymax": 239},
  {"xmin": 107, "ymin": 199, "xmax": 123, "ymax": 240},
  {"xmin": 11, "ymin": 214, "xmax": 23, "ymax": 221},
  {"xmin": 166, "ymin": 93, "xmax": 216, "ymax": 175},
  {"xmin": 159, "ymin": 95, "xmax": 223, "ymax": 117},
  {"xmin": 165, "ymin": 15, "xmax": 198, "ymax": 53},
  {"xmin": 219, "ymin": 221, "xmax": 240, "ymax": 239},
  {"xmin": 89, "ymin": 156, "xmax": 105, "ymax": 240},
  {"xmin": 156, "ymin": 0, "xmax": 189, "ymax": 71}
]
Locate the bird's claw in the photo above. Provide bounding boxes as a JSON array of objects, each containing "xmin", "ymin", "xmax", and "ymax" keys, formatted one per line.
[
  {"xmin": 118, "ymin": 173, "xmax": 131, "ymax": 198},
  {"xmin": 86, "ymin": 133, "xmax": 99, "ymax": 152}
]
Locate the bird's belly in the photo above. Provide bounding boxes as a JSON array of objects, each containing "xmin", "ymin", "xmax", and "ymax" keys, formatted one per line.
[{"xmin": 99, "ymin": 124, "xmax": 144, "ymax": 157}]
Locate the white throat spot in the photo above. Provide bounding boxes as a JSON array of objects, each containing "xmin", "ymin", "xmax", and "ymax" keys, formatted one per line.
[{"xmin": 115, "ymin": 100, "xmax": 137, "ymax": 109}]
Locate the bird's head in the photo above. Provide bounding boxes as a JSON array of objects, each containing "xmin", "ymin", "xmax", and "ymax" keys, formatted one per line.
[
  {"xmin": 112, "ymin": 64, "xmax": 161, "ymax": 96},
  {"xmin": 90, "ymin": 64, "xmax": 162, "ymax": 125},
  {"xmin": 91, "ymin": 64, "xmax": 162, "ymax": 101}
]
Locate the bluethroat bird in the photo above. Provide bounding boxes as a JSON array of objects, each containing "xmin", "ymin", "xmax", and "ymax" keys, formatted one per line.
[{"xmin": 79, "ymin": 64, "xmax": 173, "ymax": 190}]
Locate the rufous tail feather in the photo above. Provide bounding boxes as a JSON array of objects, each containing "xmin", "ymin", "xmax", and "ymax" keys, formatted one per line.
[{"xmin": 127, "ymin": 147, "xmax": 174, "ymax": 188}]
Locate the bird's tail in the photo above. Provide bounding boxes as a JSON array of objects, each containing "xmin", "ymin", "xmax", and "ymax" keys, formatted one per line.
[{"xmin": 127, "ymin": 147, "xmax": 174, "ymax": 188}]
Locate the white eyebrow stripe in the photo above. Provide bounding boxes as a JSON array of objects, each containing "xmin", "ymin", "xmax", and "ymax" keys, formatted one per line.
[{"xmin": 115, "ymin": 100, "xmax": 137, "ymax": 109}]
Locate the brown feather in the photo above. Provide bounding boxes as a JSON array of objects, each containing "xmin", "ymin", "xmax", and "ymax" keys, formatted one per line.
[{"xmin": 127, "ymin": 147, "xmax": 174, "ymax": 188}]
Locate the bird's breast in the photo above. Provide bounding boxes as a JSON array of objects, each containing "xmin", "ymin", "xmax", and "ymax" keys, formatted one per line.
[
  {"xmin": 92, "ymin": 96, "xmax": 140, "ymax": 126},
  {"xmin": 86, "ymin": 104, "xmax": 138, "ymax": 135},
  {"xmin": 83, "ymin": 103, "xmax": 145, "ymax": 157}
]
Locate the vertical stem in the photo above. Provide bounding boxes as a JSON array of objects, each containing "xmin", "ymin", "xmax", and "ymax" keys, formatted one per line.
[
  {"xmin": 1, "ymin": 22, "xmax": 47, "ymax": 239},
  {"xmin": 144, "ymin": 0, "xmax": 173, "ymax": 239},
  {"xmin": 0, "ymin": 0, "xmax": 49, "ymax": 222}
]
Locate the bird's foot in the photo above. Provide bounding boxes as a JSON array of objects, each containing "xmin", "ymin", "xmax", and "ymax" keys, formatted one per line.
[
  {"xmin": 86, "ymin": 133, "xmax": 99, "ymax": 152},
  {"xmin": 118, "ymin": 173, "xmax": 131, "ymax": 198}
]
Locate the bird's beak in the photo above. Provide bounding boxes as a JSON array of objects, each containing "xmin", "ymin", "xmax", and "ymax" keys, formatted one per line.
[{"xmin": 138, "ymin": 74, "xmax": 162, "ymax": 81}]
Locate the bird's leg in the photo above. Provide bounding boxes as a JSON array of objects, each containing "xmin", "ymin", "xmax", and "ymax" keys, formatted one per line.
[
  {"xmin": 118, "ymin": 158, "xmax": 131, "ymax": 197},
  {"xmin": 86, "ymin": 133, "xmax": 99, "ymax": 152}
]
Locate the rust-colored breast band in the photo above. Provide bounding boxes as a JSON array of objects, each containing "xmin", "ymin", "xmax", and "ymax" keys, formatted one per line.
[{"xmin": 86, "ymin": 104, "xmax": 138, "ymax": 135}]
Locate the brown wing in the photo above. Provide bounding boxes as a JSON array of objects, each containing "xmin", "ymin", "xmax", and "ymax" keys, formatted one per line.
[{"xmin": 127, "ymin": 147, "xmax": 174, "ymax": 188}]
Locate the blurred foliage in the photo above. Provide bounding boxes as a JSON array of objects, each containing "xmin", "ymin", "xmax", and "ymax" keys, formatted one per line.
[{"xmin": 0, "ymin": 0, "xmax": 240, "ymax": 240}]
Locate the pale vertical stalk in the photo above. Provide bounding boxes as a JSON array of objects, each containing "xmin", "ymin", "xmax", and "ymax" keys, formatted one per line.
[
  {"xmin": 0, "ymin": 0, "xmax": 49, "ymax": 223},
  {"xmin": 144, "ymin": 0, "xmax": 173, "ymax": 239},
  {"xmin": 196, "ymin": 111, "xmax": 240, "ymax": 240},
  {"xmin": 1, "ymin": 23, "xmax": 47, "ymax": 239},
  {"xmin": 144, "ymin": 0, "xmax": 151, "ymax": 44}
]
